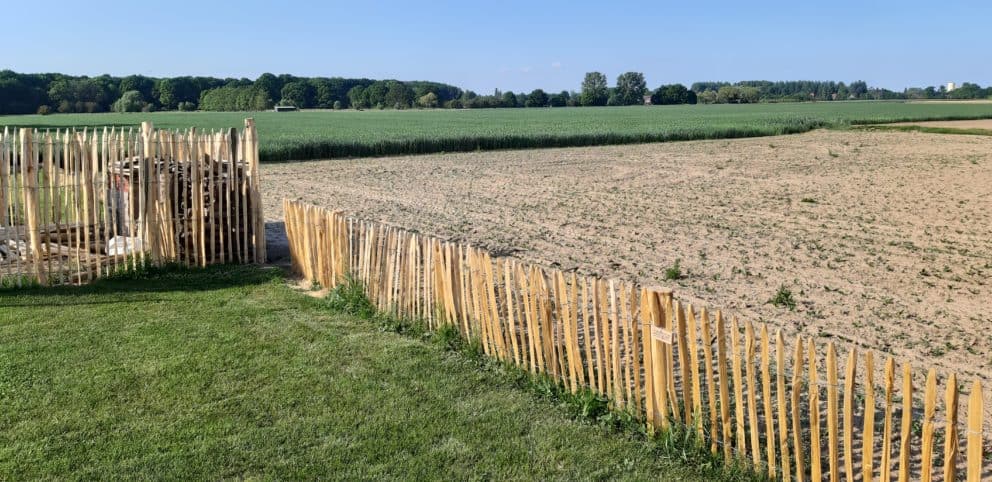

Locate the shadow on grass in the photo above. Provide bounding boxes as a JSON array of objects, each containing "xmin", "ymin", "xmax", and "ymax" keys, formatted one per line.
[
  {"xmin": 0, "ymin": 263, "xmax": 283, "ymax": 304},
  {"xmin": 265, "ymin": 220, "xmax": 289, "ymax": 264}
]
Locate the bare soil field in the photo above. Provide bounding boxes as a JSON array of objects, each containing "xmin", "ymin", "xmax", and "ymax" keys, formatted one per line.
[
  {"xmin": 886, "ymin": 119, "xmax": 992, "ymax": 130},
  {"xmin": 262, "ymin": 129, "xmax": 992, "ymax": 413}
]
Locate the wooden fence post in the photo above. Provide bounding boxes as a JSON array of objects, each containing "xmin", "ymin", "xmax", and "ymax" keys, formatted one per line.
[
  {"xmin": 863, "ymin": 351, "xmax": 876, "ymax": 482},
  {"xmin": 244, "ymin": 118, "xmax": 265, "ymax": 264},
  {"xmin": 791, "ymin": 337, "xmax": 806, "ymax": 482},
  {"xmin": 826, "ymin": 343, "xmax": 839, "ymax": 482},
  {"xmin": 809, "ymin": 340, "xmax": 822, "ymax": 482},
  {"xmin": 650, "ymin": 289, "xmax": 669, "ymax": 430},
  {"xmin": 775, "ymin": 330, "xmax": 791, "ymax": 479},
  {"xmin": 20, "ymin": 129, "xmax": 46, "ymax": 284},
  {"xmin": 920, "ymin": 369, "xmax": 937, "ymax": 482},
  {"xmin": 966, "ymin": 380, "xmax": 983, "ymax": 482},
  {"xmin": 717, "ymin": 311, "xmax": 733, "ymax": 462},
  {"xmin": 842, "ymin": 347, "xmax": 857, "ymax": 482},
  {"xmin": 898, "ymin": 362, "xmax": 913, "ymax": 482},
  {"xmin": 141, "ymin": 121, "xmax": 159, "ymax": 265},
  {"xmin": 943, "ymin": 373, "xmax": 958, "ymax": 482}
]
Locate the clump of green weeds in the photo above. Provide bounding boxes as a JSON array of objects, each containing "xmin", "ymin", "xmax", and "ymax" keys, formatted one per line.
[
  {"xmin": 664, "ymin": 259, "xmax": 684, "ymax": 281},
  {"xmin": 768, "ymin": 285, "xmax": 797, "ymax": 310}
]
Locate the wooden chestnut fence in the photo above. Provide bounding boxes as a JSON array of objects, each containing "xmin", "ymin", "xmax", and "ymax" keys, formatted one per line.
[
  {"xmin": 283, "ymin": 199, "xmax": 988, "ymax": 481},
  {"xmin": 0, "ymin": 119, "xmax": 265, "ymax": 286}
]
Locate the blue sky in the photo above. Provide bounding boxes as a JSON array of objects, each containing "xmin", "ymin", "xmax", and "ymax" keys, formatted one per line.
[{"xmin": 3, "ymin": 0, "xmax": 989, "ymax": 93}]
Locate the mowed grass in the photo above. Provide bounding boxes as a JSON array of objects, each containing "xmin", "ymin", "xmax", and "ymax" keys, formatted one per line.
[
  {"xmin": 0, "ymin": 265, "xmax": 746, "ymax": 480},
  {"xmin": 2, "ymin": 101, "xmax": 992, "ymax": 162}
]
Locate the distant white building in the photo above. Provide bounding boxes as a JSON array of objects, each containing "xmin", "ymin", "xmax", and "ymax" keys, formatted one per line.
[{"xmin": 946, "ymin": 82, "xmax": 957, "ymax": 92}]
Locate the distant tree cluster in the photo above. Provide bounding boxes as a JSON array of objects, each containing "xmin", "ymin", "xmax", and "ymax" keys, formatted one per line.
[
  {"xmin": 2, "ymin": 69, "xmax": 990, "ymax": 115},
  {"xmin": 904, "ymin": 82, "xmax": 992, "ymax": 100},
  {"xmin": 651, "ymin": 84, "xmax": 697, "ymax": 105},
  {"xmin": 0, "ymin": 70, "xmax": 464, "ymax": 114},
  {"xmin": 199, "ymin": 85, "xmax": 273, "ymax": 111},
  {"xmin": 685, "ymin": 79, "xmax": 943, "ymax": 103}
]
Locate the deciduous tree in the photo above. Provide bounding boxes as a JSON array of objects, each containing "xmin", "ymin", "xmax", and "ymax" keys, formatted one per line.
[
  {"xmin": 580, "ymin": 72, "xmax": 609, "ymax": 106},
  {"xmin": 615, "ymin": 72, "xmax": 647, "ymax": 105}
]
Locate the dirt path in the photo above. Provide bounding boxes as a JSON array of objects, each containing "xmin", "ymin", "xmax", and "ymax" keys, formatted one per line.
[
  {"xmin": 885, "ymin": 119, "xmax": 992, "ymax": 130},
  {"xmin": 262, "ymin": 129, "xmax": 992, "ymax": 418}
]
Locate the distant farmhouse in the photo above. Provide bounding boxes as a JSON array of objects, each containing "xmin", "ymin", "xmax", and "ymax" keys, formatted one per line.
[{"xmin": 946, "ymin": 82, "xmax": 957, "ymax": 92}]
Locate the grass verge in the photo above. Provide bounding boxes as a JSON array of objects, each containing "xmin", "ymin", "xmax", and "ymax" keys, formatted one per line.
[
  {"xmin": 0, "ymin": 265, "xmax": 758, "ymax": 480},
  {"xmin": 323, "ymin": 276, "xmax": 761, "ymax": 481}
]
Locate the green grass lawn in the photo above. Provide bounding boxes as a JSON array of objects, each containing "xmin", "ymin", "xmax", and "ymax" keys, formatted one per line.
[
  {"xmin": 0, "ymin": 265, "xmax": 751, "ymax": 480},
  {"xmin": 2, "ymin": 101, "xmax": 992, "ymax": 162}
]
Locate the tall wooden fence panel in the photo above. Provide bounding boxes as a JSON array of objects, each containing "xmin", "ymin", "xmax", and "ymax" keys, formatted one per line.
[
  {"xmin": 0, "ymin": 119, "xmax": 264, "ymax": 287},
  {"xmin": 284, "ymin": 199, "xmax": 988, "ymax": 482}
]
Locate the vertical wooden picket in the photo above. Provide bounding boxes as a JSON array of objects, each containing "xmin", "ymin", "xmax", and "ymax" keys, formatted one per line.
[
  {"xmin": 610, "ymin": 280, "xmax": 623, "ymax": 405},
  {"xmin": 842, "ymin": 348, "xmax": 857, "ymax": 482},
  {"xmin": 19, "ymin": 129, "xmax": 45, "ymax": 285},
  {"xmin": 966, "ymin": 380, "xmax": 982, "ymax": 482},
  {"xmin": 676, "ymin": 301, "xmax": 693, "ymax": 425},
  {"xmin": 943, "ymin": 373, "xmax": 958, "ymax": 482},
  {"xmin": 898, "ymin": 363, "xmax": 912, "ymax": 482},
  {"xmin": 702, "ymin": 308, "xmax": 720, "ymax": 454},
  {"xmin": 826, "ymin": 343, "xmax": 840, "ymax": 482},
  {"xmin": 791, "ymin": 337, "xmax": 806, "ymax": 482},
  {"xmin": 920, "ymin": 369, "xmax": 936, "ymax": 482},
  {"xmin": 744, "ymin": 322, "xmax": 761, "ymax": 468},
  {"xmin": 717, "ymin": 311, "xmax": 733, "ymax": 461},
  {"xmin": 881, "ymin": 358, "xmax": 896, "ymax": 482},
  {"xmin": 687, "ymin": 305, "xmax": 704, "ymax": 439},
  {"xmin": 640, "ymin": 287, "xmax": 656, "ymax": 431},
  {"xmin": 775, "ymin": 331, "xmax": 791, "ymax": 480},
  {"xmin": 863, "ymin": 351, "xmax": 876, "ymax": 482},
  {"xmin": 244, "ymin": 118, "xmax": 264, "ymax": 264},
  {"xmin": 809, "ymin": 340, "xmax": 822, "ymax": 482},
  {"xmin": 760, "ymin": 326, "xmax": 776, "ymax": 478},
  {"xmin": 651, "ymin": 289, "xmax": 669, "ymax": 430},
  {"xmin": 621, "ymin": 283, "xmax": 636, "ymax": 411},
  {"xmin": 661, "ymin": 290, "xmax": 678, "ymax": 424},
  {"xmin": 731, "ymin": 318, "xmax": 747, "ymax": 459}
]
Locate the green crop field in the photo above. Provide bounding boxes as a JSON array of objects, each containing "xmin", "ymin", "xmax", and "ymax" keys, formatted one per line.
[{"xmin": 2, "ymin": 101, "xmax": 992, "ymax": 162}]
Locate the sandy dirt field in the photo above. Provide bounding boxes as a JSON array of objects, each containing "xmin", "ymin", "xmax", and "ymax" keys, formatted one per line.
[
  {"xmin": 262, "ymin": 129, "xmax": 992, "ymax": 414},
  {"xmin": 887, "ymin": 119, "xmax": 992, "ymax": 130}
]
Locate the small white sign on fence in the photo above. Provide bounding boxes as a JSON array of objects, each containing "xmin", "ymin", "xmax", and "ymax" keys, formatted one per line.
[{"xmin": 651, "ymin": 326, "xmax": 674, "ymax": 344}]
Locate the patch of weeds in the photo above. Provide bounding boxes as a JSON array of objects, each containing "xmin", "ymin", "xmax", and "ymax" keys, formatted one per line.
[
  {"xmin": 664, "ymin": 259, "xmax": 684, "ymax": 281},
  {"xmin": 768, "ymin": 285, "xmax": 797, "ymax": 311},
  {"xmin": 325, "ymin": 276, "xmax": 377, "ymax": 318},
  {"xmin": 434, "ymin": 323, "xmax": 464, "ymax": 352},
  {"xmin": 568, "ymin": 389, "xmax": 611, "ymax": 420},
  {"xmin": 800, "ymin": 197, "xmax": 817, "ymax": 204},
  {"xmin": 0, "ymin": 274, "xmax": 41, "ymax": 289}
]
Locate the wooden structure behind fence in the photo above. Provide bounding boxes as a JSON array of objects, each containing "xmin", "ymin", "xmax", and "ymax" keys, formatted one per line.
[
  {"xmin": 284, "ymin": 199, "xmax": 987, "ymax": 481},
  {"xmin": 0, "ymin": 119, "xmax": 265, "ymax": 286}
]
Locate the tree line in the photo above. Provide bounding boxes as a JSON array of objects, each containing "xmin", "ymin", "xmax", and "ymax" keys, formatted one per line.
[{"xmin": 1, "ymin": 69, "xmax": 990, "ymax": 115}]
